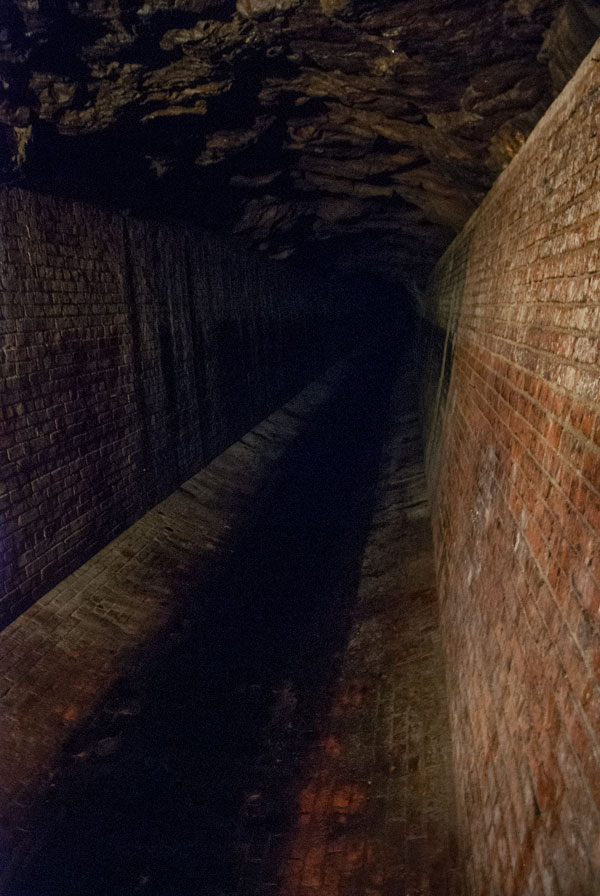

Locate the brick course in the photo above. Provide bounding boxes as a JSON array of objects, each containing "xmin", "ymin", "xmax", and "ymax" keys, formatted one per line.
[
  {"xmin": 421, "ymin": 44, "xmax": 600, "ymax": 895},
  {"xmin": 0, "ymin": 188, "xmax": 349, "ymax": 628}
]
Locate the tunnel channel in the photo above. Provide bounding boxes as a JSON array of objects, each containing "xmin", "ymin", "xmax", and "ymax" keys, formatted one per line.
[{"xmin": 0, "ymin": 346, "xmax": 461, "ymax": 895}]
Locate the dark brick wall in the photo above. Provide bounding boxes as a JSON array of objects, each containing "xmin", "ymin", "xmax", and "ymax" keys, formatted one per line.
[
  {"xmin": 420, "ymin": 46, "xmax": 600, "ymax": 894},
  {"xmin": 0, "ymin": 187, "xmax": 350, "ymax": 628}
]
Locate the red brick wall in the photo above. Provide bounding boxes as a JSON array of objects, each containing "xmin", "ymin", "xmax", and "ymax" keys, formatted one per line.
[
  {"xmin": 0, "ymin": 188, "xmax": 350, "ymax": 628},
  {"xmin": 422, "ymin": 45, "xmax": 600, "ymax": 894}
]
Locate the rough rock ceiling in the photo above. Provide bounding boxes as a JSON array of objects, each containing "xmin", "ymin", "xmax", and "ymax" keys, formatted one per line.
[{"xmin": 1, "ymin": 0, "xmax": 598, "ymax": 285}]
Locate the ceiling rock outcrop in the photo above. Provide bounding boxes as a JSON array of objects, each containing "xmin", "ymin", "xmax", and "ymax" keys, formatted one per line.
[{"xmin": 0, "ymin": 0, "xmax": 598, "ymax": 284}]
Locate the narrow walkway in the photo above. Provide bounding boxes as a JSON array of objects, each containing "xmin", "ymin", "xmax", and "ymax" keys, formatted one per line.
[{"xmin": 0, "ymin": 352, "xmax": 463, "ymax": 895}]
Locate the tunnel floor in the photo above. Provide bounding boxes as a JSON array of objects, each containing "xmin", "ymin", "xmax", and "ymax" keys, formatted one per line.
[{"xmin": 0, "ymin": 352, "xmax": 463, "ymax": 896}]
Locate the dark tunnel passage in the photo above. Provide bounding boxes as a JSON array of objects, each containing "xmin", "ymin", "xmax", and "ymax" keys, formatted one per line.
[
  {"xmin": 3, "ymin": 345, "xmax": 460, "ymax": 896},
  {"xmin": 1, "ymin": 3, "xmax": 600, "ymax": 893}
]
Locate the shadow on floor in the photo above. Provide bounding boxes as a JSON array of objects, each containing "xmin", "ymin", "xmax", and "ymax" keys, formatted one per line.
[{"xmin": 8, "ymin": 350, "xmax": 400, "ymax": 896}]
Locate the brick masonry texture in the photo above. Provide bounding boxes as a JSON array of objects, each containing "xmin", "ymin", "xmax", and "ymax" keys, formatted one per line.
[
  {"xmin": 0, "ymin": 188, "xmax": 355, "ymax": 628},
  {"xmin": 266, "ymin": 373, "xmax": 464, "ymax": 896},
  {"xmin": 420, "ymin": 43, "xmax": 600, "ymax": 895}
]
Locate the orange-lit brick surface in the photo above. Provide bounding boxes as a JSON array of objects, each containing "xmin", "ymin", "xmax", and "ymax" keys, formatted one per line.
[
  {"xmin": 424, "ymin": 45, "xmax": 600, "ymax": 896},
  {"xmin": 269, "ymin": 379, "xmax": 463, "ymax": 896}
]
